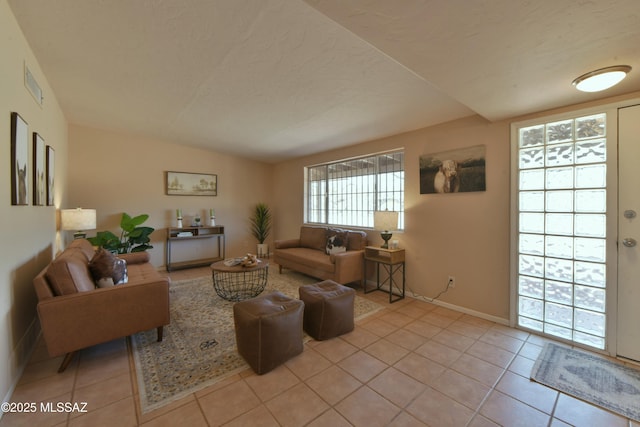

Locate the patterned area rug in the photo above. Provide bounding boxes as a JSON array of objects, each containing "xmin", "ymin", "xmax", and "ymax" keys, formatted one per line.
[
  {"xmin": 131, "ymin": 270, "xmax": 383, "ymax": 413},
  {"xmin": 531, "ymin": 342, "xmax": 640, "ymax": 421}
]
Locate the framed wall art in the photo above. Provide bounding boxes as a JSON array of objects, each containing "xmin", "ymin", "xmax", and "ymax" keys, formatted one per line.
[
  {"xmin": 46, "ymin": 145, "xmax": 55, "ymax": 206},
  {"xmin": 166, "ymin": 171, "xmax": 217, "ymax": 196},
  {"xmin": 33, "ymin": 132, "xmax": 45, "ymax": 206},
  {"xmin": 11, "ymin": 112, "xmax": 29, "ymax": 205},
  {"xmin": 419, "ymin": 145, "xmax": 486, "ymax": 194}
]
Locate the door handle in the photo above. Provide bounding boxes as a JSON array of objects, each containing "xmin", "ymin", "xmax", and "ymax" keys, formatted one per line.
[{"xmin": 623, "ymin": 238, "xmax": 637, "ymax": 248}]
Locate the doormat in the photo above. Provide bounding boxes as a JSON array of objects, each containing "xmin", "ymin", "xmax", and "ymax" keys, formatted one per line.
[{"xmin": 531, "ymin": 342, "xmax": 640, "ymax": 421}]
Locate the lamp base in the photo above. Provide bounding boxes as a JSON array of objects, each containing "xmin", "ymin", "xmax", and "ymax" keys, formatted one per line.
[{"xmin": 380, "ymin": 232, "xmax": 392, "ymax": 249}]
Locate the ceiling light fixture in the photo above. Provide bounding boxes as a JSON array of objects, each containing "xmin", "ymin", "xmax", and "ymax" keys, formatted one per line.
[{"xmin": 572, "ymin": 65, "xmax": 632, "ymax": 92}]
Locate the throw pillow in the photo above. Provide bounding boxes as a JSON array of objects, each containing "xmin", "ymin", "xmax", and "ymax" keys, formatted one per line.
[
  {"xmin": 89, "ymin": 248, "xmax": 128, "ymax": 288},
  {"xmin": 326, "ymin": 232, "xmax": 347, "ymax": 255}
]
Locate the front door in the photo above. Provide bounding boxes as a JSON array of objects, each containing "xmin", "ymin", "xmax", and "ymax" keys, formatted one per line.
[{"xmin": 617, "ymin": 104, "xmax": 640, "ymax": 362}]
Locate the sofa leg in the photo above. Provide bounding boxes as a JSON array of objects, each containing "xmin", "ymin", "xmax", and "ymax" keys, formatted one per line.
[
  {"xmin": 279, "ymin": 265, "xmax": 283, "ymax": 274},
  {"xmin": 58, "ymin": 352, "xmax": 76, "ymax": 373},
  {"xmin": 157, "ymin": 326, "xmax": 164, "ymax": 342}
]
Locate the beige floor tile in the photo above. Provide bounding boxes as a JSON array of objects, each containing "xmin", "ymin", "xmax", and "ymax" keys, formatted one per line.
[
  {"xmin": 337, "ymin": 350, "xmax": 388, "ymax": 383},
  {"xmin": 406, "ymin": 386, "xmax": 475, "ymax": 427},
  {"xmin": 368, "ymin": 367, "xmax": 426, "ymax": 408},
  {"xmin": 467, "ymin": 414, "xmax": 501, "ymax": 427},
  {"xmin": 495, "ymin": 371, "xmax": 558, "ymax": 414},
  {"xmin": 378, "ymin": 311, "xmax": 415, "ymax": 328},
  {"xmin": 402, "ymin": 319, "xmax": 442, "ymax": 339},
  {"xmin": 447, "ymin": 320, "xmax": 490, "ymax": 340},
  {"xmin": 508, "ymin": 354, "xmax": 536, "ymax": 377},
  {"xmin": 387, "ymin": 411, "xmax": 429, "ymax": 426},
  {"xmin": 431, "ymin": 369, "xmax": 491, "ymax": 410},
  {"xmin": 198, "ymin": 380, "xmax": 261, "ymax": 426},
  {"xmin": 360, "ymin": 317, "xmax": 399, "ymax": 337},
  {"xmin": 339, "ymin": 327, "xmax": 380, "ymax": 349},
  {"xmin": 221, "ymin": 404, "xmax": 280, "ymax": 427},
  {"xmin": 479, "ymin": 391, "xmax": 550, "ymax": 427},
  {"xmin": 553, "ymin": 393, "xmax": 628, "ymax": 427},
  {"xmin": 306, "ymin": 365, "xmax": 362, "ymax": 405},
  {"xmin": 414, "ymin": 339, "xmax": 462, "ymax": 367},
  {"xmin": 419, "ymin": 311, "xmax": 457, "ymax": 329},
  {"xmin": 488, "ymin": 323, "xmax": 531, "ymax": 340},
  {"xmin": 10, "ymin": 368, "xmax": 76, "ymax": 403},
  {"xmin": 432, "ymin": 329, "xmax": 477, "ymax": 352},
  {"xmin": 0, "ymin": 392, "xmax": 71, "ymax": 427},
  {"xmin": 450, "ymin": 353, "xmax": 504, "ymax": 387},
  {"xmin": 312, "ymin": 337, "xmax": 358, "ymax": 363},
  {"xmin": 243, "ymin": 364, "xmax": 300, "ymax": 401},
  {"xmin": 265, "ymin": 383, "xmax": 329, "ymax": 427},
  {"xmin": 518, "ymin": 341, "xmax": 544, "ymax": 360},
  {"xmin": 394, "ymin": 352, "xmax": 446, "ymax": 385},
  {"xmin": 466, "ymin": 340, "xmax": 516, "ymax": 368},
  {"xmin": 67, "ymin": 396, "xmax": 137, "ymax": 427},
  {"xmin": 364, "ymin": 338, "xmax": 409, "ymax": 365},
  {"xmin": 139, "ymin": 401, "xmax": 208, "ymax": 427},
  {"xmin": 70, "ymin": 372, "xmax": 133, "ymax": 416},
  {"xmin": 480, "ymin": 329, "xmax": 526, "ymax": 353},
  {"xmin": 284, "ymin": 346, "xmax": 332, "ymax": 380},
  {"xmin": 306, "ymin": 408, "xmax": 352, "ymax": 427},
  {"xmin": 335, "ymin": 386, "xmax": 401, "ymax": 427},
  {"xmin": 384, "ymin": 328, "xmax": 428, "ymax": 351}
]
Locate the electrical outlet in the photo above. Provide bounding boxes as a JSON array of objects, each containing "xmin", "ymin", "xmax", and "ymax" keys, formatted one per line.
[{"xmin": 448, "ymin": 276, "xmax": 456, "ymax": 288}]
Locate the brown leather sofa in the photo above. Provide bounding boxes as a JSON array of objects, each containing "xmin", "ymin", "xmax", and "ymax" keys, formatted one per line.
[
  {"xmin": 33, "ymin": 239, "xmax": 170, "ymax": 372},
  {"xmin": 274, "ymin": 225, "xmax": 367, "ymax": 285}
]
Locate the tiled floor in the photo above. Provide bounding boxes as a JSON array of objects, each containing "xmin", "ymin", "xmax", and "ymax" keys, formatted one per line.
[{"xmin": 2, "ymin": 267, "xmax": 639, "ymax": 427}]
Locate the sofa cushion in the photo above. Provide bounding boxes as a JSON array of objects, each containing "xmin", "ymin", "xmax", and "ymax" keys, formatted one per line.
[
  {"xmin": 299, "ymin": 226, "xmax": 328, "ymax": 252},
  {"xmin": 274, "ymin": 247, "xmax": 335, "ymax": 273},
  {"xmin": 325, "ymin": 230, "xmax": 347, "ymax": 255},
  {"xmin": 346, "ymin": 230, "xmax": 367, "ymax": 251},
  {"xmin": 45, "ymin": 249, "xmax": 96, "ymax": 295},
  {"xmin": 67, "ymin": 238, "xmax": 96, "ymax": 260},
  {"xmin": 89, "ymin": 248, "xmax": 128, "ymax": 287}
]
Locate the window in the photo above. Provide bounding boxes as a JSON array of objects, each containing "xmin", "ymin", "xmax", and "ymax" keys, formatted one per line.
[
  {"xmin": 514, "ymin": 113, "xmax": 608, "ymax": 349},
  {"xmin": 306, "ymin": 151, "xmax": 404, "ymax": 229}
]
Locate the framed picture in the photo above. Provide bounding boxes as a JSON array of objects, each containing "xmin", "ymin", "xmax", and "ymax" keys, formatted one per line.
[
  {"xmin": 419, "ymin": 145, "xmax": 486, "ymax": 194},
  {"xmin": 33, "ymin": 132, "xmax": 45, "ymax": 206},
  {"xmin": 46, "ymin": 145, "xmax": 55, "ymax": 206},
  {"xmin": 166, "ymin": 171, "xmax": 217, "ymax": 196},
  {"xmin": 11, "ymin": 112, "xmax": 29, "ymax": 205}
]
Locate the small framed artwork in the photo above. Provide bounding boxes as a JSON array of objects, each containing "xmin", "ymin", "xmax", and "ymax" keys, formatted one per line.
[
  {"xmin": 166, "ymin": 171, "xmax": 217, "ymax": 196},
  {"xmin": 33, "ymin": 132, "xmax": 46, "ymax": 206},
  {"xmin": 11, "ymin": 112, "xmax": 29, "ymax": 205},
  {"xmin": 419, "ymin": 145, "xmax": 486, "ymax": 194},
  {"xmin": 46, "ymin": 145, "xmax": 55, "ymax": 206}
]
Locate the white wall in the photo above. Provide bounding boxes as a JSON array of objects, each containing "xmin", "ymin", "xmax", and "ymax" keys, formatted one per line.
[{"xmin": 0, "ymin": 0, "xmax": 69, "ymax": 404}]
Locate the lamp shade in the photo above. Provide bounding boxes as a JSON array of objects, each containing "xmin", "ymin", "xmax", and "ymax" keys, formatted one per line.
[
  {"xmin": 60, "ymin": 208, "xmax": 96, "ymax": 231},
  {"xmin": 374, "ymin": 210, "xmax": 399, "ymax": 231}
]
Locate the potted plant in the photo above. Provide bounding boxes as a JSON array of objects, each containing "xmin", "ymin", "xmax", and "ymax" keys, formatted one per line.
[
  {"xmin": 249, "ymin": 203, "xmax": 272, "ymax": 258},
  {"xmin": 88, "ymin": 212, "xmax": 154, "ymax": 253}
]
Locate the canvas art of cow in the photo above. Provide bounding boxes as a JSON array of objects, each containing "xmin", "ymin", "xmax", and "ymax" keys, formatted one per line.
[{"xmin": 434, "ymin": 159, "xmax": 461, "ymax": 193}]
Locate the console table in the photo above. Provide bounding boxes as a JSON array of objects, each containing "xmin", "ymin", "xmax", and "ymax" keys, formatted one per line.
[
  {"xmin": 363, "ymin": 246, "xmax": 405, "ymax": 303},
  {"xmin": 166, "ymin": 226, "xmax": 225, "ymax": 271}
]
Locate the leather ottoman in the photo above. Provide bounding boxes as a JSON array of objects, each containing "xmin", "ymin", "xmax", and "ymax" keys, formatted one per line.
[
  {"xmin": 299, "ymin": 280, "xmax": 355, "ymax": 340},
  {"xmin": 233, "ymin": 291, "xmax": 304, "ymax": 374}
]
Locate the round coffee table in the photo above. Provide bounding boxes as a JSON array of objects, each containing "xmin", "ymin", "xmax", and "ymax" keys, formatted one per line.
[{"xmin": 210, "ymin": 259, "xmax": 269, "ymax": 301}]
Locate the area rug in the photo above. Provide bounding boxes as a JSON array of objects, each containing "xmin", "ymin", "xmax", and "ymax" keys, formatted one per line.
[
  {"xmin": 131, "ymin": 271, "xmax": 384, "ymax": 413},
  {"xmin": 531, "ymin": 342, "xmax": 640, "ymax": 421}
]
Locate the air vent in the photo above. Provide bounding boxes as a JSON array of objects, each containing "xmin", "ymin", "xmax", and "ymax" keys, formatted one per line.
[{"xmin": 24, "ymin": 63, "xmax": 43, "ymax": 105}]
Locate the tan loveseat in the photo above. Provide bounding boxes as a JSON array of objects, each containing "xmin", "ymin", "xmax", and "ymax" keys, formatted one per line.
[
  {"xmin": 274, "ymin": 225, "xmax": 367, "ymax": 285},
  {"xmin": 33, "ymin": 239, "xmax": 170, "ymax": 372}
]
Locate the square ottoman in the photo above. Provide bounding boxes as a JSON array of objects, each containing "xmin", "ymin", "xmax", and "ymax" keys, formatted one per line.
[
  {"xmin": 299, "ymin": 280, "xmax": 355, "ymax": 340},
  {"xmin": 233, "ymin": 291, "xmax": 304, "ymax": 374}
]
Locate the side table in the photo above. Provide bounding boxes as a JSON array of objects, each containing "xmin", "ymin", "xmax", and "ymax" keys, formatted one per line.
[{"xmin": 363, "ymin": 246, "xmax": 405, "ymax": 303}]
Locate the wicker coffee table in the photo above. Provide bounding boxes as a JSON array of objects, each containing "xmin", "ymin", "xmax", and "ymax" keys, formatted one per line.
[{"xmin": 210, "ymin": 259, "xmax": 269, "ymax": 301}]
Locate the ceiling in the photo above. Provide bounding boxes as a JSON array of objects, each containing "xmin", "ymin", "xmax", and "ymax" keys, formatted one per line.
[{"xmin": 8, "ymin": 0, "xmax": 640, "ymax": 163}]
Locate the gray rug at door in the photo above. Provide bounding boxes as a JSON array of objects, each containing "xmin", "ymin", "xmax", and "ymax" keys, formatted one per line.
[{"xmin": 531, "ymin": 342, "xmax": 640, "ymax": 421}]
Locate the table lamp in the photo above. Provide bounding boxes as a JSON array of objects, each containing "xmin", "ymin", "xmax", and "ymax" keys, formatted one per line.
[
  {"xmin": 61, "ymin": 208, "xmax": 97, "ymax": 239},
  {"xmin": 374, "ymin": 210, "xmax": 399, "ymax": 249}
]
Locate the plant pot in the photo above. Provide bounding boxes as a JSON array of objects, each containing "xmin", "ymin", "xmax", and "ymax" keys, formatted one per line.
[{"xmin": 257, "ymin": 243, "xmax": 269, "ymax": 258}]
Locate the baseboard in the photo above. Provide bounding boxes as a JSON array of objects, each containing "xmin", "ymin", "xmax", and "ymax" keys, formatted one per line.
[
  {"xmin": 1, "ymin": 317, "xmax": 41, "ymax": 419},
  {"xmin": 364, "ymin": 280, "xmax": 509, "ymax": 326}
]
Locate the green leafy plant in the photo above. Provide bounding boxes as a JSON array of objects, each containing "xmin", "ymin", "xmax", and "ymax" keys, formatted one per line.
[
  {"xmin": 88, "ymin": 213, "xmax": 154, "ymax": 253},
  {"xmin": 249, "ymin": 203, "xmax": 272, "ymax": 244}
]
